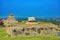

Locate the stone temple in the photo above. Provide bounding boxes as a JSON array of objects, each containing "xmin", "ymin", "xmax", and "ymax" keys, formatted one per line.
[{"xmin": 5, "ymin": 14, "xmax": 58, "ymax": 36}]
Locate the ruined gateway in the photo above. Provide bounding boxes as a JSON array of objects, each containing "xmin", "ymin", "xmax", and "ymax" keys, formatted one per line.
[{"xmin": 5, "ymin": 14, "xmax": 58, "ymax": 36}]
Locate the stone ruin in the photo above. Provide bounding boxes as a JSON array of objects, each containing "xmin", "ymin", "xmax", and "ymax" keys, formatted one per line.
[
  {"xmin": 5, "ymin": 14, "xmax": 58, "ymax": 36},
  {"xmin": 26, "ymin": 17, "xmax": 37, "ymax": 24}
]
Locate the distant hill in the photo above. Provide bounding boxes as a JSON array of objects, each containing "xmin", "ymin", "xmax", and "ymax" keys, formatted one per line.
[{"xmin": 0, "ymin": 17, "xmax": 60, "ymax": 27}]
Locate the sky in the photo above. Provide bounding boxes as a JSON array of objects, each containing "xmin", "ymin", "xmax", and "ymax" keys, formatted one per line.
[{"xmin": 0, "ymin": 0, "xmax": 60, "ymax": 17}]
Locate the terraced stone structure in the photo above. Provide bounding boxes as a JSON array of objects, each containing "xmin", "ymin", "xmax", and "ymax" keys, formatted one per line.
[{"xmin": 5, "ymin": 14, "xmax": 58, "ymax": 36}]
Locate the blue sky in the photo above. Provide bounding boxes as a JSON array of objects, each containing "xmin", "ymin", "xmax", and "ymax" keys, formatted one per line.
[{"xmin": 0, "ymin": 0, "xmax": 60, "ymax": 17}]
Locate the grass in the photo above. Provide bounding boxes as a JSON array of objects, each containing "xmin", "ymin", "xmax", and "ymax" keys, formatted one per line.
[
  {"xmin": 58, "ymin": 28, "xmax": 60, "ymax": 31},
  {"xmin": 0, "ymin": 27, "xmax": 60, "ymax": 40}
]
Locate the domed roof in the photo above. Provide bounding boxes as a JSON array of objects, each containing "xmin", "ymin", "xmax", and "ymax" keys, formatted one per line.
[{"xmin": 28, "ymin": 17, "xmax": 36, "ymax": 22}]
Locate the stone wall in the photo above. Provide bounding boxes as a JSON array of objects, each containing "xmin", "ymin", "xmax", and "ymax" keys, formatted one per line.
[{"xmin": 6, "ymin": 26, "xmax": 58, "ymax": 36}]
